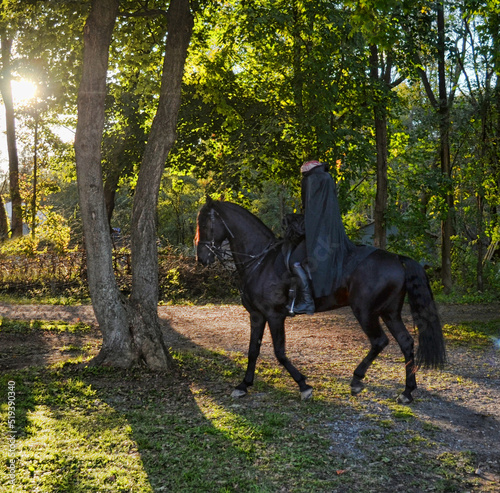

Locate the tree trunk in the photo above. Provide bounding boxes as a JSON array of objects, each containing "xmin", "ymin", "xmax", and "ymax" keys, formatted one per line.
[
  {"xmin": 0, "ymin": 193, "xmax": 9, "ymax": 241},
  {"xmin": 494, "ymin": 39, "xmax": 500, "ymax": 251},
  {"xmin": 415, "ymin": 3, "xmax": 462, "ymax": 293},
  {"xmin": 373, "ymin": 113, "xmax": 388, "ymax": 250},
  {"xmin": 476, "ymin": 194, "xmax": 484, "ymax": 291},
  {"xmin": 437, "ymin": 3, "xmax": 453, "ymax": 294},
  {"xmin": 0, "ymin": 30, "xmax": 23, "ymax": 238},
  {"xmin": 103, "ymin": 168, "xmax": 120, "ymax": 228},
  {"xmin": 370, "ymin": 45, "xmax": 388, "ymax": 250},
  {"xmin": 74, "ymin": 0, "xmax": 136, "ymax": 368},
  {"xmin": 75, "ymin": 0, "xmax": 193, "ymax": 369},
  {"xmin": 292, "ymin": 1, "xmax": 304, "ymax": 117},
  {"xmin": 129, "ymin": 0, "xmax": 193, "ymax": 368}
]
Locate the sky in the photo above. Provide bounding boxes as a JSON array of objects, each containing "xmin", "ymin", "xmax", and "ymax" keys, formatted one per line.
[
  {"xmin": 0, "ymin": 79, "xmax": 74, "ymax": 173},
  {"xmin": 0, "ymin": 79, "xmax": 37, "ymax": 173}
]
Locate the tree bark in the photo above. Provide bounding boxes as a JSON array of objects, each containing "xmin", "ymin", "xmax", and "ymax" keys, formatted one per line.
[
  {"xmin": 75, "ymin": 0, "xmax": 193, "ymax": 369},
  {"xmin": 74, "ymin": 0, "xmax": 135, "ymax": 367},
  {"xmin": 292, "ymin": 2, "xmax": 304, "ymax": 116},
  {"xmin": 104, "ymin": 168, "xmax": 121, "ymax": 228},
  {"xmin": 0, "ymin": 193, "xmax": 9, "ymax": 241},
  {"xmin": 129, "ymin": 0, "xmax": 193, "ymax": 369},
  {"xmin": 370, "ymin": 45, "xmax": 388, "ymax": 250},
  {"xmin": 437, "ymin": 3, "xmax": 454, "ymax": 294},
  {"xmin": 494, "ymin": 23, "xmax": 500, "ymax": 258},
  {"xmin": 0, "ymin": 30, "xmax": 23, "ymax": 238},
  {"xmin": 373, "ymin": 113, "xmax": 388, "ymax": 250}
]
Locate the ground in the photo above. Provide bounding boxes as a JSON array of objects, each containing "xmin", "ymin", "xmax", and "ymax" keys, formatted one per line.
[{"xmin": 0, "ymin": 301, "xmax": 499, "ymax": 490}]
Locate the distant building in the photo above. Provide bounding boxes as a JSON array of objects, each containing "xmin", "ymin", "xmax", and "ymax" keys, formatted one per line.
[
  {"xmin": 5, "ymin": 202, "xmax": 45, "ymax": 236},
  {"xmin": 357, "ymin": 221, "xmax": 399, "ymax": 246}
]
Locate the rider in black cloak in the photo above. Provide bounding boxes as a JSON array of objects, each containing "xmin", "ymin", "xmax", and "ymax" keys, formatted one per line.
[{"xmin": 289, "ymin": 160, "xmax": 356, "ymax": 314}]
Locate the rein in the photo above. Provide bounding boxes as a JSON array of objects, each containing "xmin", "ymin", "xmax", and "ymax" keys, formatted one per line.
[{"xmin": 199, "ymin": 207, "xmax": 282, "ymax": 276}]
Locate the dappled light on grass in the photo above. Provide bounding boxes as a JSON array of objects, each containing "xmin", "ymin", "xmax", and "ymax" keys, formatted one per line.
[
  {"xmin": 193, "ymin": 392, "xmax": 268, "ymax": 454},
  {"xmin": 0, "ymin": 308, "xmax": 498, "ymax": 491},
  {"xmin": 0, "ymin": 372, "xmax": 153, "ymax": 492}
]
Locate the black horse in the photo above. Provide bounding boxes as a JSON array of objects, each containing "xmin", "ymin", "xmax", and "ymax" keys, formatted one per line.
[{"xmin": 195, "ymin": 198, "xmax": 446, "ymax": 403}]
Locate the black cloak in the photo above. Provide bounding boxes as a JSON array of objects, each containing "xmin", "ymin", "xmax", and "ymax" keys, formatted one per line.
[{"xmin": 301, "ymin": 164, "xmax": 355, "ymax": 297}]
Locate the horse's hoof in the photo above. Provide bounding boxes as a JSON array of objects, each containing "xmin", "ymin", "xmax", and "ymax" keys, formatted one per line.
[
  {"xmin": 231, "ymin": 388, "xmax": 247, "ymax": 398},
  {"xmin": 301, "ymin": 387, "xmax": 313, "ymax": 401},
  {"xmin": 350, "ymin": 384, "xmax": 364, "ymax": 396},
  {"xmin": 397, "ymin": 393, "xmax": 413, "ymax": 405}
]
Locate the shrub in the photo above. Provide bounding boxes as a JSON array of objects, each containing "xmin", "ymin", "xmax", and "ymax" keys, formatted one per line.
[{"xmin": 0, "ymin": 248, "xmax": 239, "ymax": 304}]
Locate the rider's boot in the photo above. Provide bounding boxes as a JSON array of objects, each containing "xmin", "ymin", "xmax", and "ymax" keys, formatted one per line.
[{"xmin": 290, "ymin": 263, "xmax": 315, "ymax": 315}]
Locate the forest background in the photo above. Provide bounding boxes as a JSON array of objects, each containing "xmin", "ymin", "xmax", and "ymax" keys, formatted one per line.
[{"xmin": 0, "ymin": 0, "xmax": 499, "ymax": 303}]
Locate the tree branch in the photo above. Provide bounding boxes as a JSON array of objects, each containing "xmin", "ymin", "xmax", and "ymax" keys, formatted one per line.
[
  {"xmin": 416, "ymin": 62, "xmax": 439, "ymax": 109},
  {"xmin": 120, "ymin": 9, "xmax": 168, "ymax": 19},
  {"xmin": 390, "ymin": 75, "xmax": 405, "ymax": 89}
]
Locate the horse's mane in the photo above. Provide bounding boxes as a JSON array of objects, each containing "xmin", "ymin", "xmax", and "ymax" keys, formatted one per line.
[{"xmin": 211, "ymin": 200, "xmax": 276, "ymax": 240}]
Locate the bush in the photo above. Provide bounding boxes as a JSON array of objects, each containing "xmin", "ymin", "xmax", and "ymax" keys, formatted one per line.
[
  {"xmin": 0, "ymin": 210, "xmax": 72, "ymax": 257},
  {"xmin": 0, "ymin": 248, "xmax": 239, "ymax": 304},
  {"xmin": 158, "ymin": 249, "xmax": 239, "ymax": 304}
]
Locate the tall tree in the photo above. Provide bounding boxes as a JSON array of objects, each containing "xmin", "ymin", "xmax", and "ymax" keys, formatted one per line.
[
  {"xmin": 412, "ymin": 2, "xmax": 466, "ymax": 292},
  {"xmin": 0, "ymin": 26, "xmax": 23, "ymax": 237},
  {"xmin": 453, "ymin": 4, "xmax": 500, "ymax": 290},
  {"xmin": 128, "ymin": 0, "xmax": 193, "ymax": 367},
  {"xmin": 74, "ymin": 0, "xmax": 193, "ymax": 369},
  {"xmin": 0, "ymin": 192, "xmax": 8, "ymax": 241},
  {"xmin": 369, "ymin": 45, "xmax": 404, "ymax": 249},
  {"xmin": 347, "ymin": 0, "xmax": 410, "ymax": 248}
]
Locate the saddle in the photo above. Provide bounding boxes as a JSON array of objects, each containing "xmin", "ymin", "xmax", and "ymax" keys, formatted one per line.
[{"xmin": 280, "ymin": 212, "xmax": 377, "ymax": 285}]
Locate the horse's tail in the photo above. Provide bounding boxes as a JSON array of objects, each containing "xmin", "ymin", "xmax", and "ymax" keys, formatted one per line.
[{"xmin": 399, "ymin": 255, "xmax": 446, "ymax": 369}]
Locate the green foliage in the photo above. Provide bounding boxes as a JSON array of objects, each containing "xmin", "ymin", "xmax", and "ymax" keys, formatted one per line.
[
  {"xmin": 0, "ymin": 318, "xmax": 92, "ymax": 334},
  {"xmin": 0, "ymin": 209, "xmax": 71, "ymax": 256},
  {"xmin": 158, "ymin": 173, "xmax": 204, "ymax": 247},
  {"xmin": 0, "ymin": 235, "xmax": 38, "ymax": 257},
  {"xmin": 2, "ymin": 0, "xmax": 500, "ymax": 300},
  {"xmin": 36, "ymin": 210, "xmax": 71, "ymax": 254},
  {"xmin": 250, "ymin": 181, "xmax": 300, "ymax": 235},
  {"xmin": 172, "ymin": 0, "xmax": 373, "ymax": 193}
]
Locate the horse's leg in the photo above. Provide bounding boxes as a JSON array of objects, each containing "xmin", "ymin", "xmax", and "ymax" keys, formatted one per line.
[
  {"xmin": 382, "ymin": 311, "xmax": 417, "ymax": 404},
  {"xmin": 350, "ymin": 308, "xmax": 389, "ymax": 396},
  {"xmin": 268, "ymin": 315, "xmax": 313, "ymax": 400},
  {"xmin": 232, "ymin": 311, "xmax": 266, "ymax": 398}
]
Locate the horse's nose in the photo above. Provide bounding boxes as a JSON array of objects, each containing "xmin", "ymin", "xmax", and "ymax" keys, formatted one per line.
[
  {"xmin": 197, "ymin": 254, "xmax": 208, "ymax": 266},
  {"xmin": 196, "ymin": 247, "xmax": 213, "ymax": 266}
]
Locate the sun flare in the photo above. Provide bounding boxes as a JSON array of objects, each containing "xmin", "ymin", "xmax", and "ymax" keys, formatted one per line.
[{"xmin": 11, "ymin": 79, "xmax": 37, "ymax": 103}]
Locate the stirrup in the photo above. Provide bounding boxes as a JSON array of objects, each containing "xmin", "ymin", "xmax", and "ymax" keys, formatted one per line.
[
  {"xmin": 286, "ymin": 287, "xmax": 296, "ymax": 316},
  {"xmin": 292, "ymin": 299, "xmax": 315, "ymax": 315}
]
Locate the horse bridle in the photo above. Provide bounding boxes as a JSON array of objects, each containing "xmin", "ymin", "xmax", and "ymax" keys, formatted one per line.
[
  {"xmin": 197, "ymin": 206, "xmax": 281, "ymax": 274},
  {"xmin": 197, "ymin": 208, "xmax": 234, "ymax": 262}
]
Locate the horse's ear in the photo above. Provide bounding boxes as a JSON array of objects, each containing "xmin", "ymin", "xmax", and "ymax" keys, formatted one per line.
[{"xmin": 206, "ymin": 195, "xmax": 214, "ymax": 206}]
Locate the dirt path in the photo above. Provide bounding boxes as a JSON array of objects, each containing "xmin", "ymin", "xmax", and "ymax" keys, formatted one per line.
[
  {"xmin": 1, "ymin": 302, "xmax": 499, "ymax": 486},
  {"xmin": 1, "ymin": 301, "xmax": 498, "ymax": 370}
]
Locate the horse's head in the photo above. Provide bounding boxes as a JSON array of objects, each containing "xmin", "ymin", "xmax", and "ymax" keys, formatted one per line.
[{"xmin": 195, "ymin": 198, "xmax": 231, "ymax": 266}]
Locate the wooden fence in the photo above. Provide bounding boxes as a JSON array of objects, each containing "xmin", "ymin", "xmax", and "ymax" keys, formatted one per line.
[{"xmin": 0, "ymin": 250, "xmax": 238, "ymax": 302}]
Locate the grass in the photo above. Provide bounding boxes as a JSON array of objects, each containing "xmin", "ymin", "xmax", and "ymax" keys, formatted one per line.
[
  {"xmin": 1, "ymin": 318, "xmax": 497, "ymax": 492},
  {"xmin": 442, "ymin": 320, "xmax": 500, "ymax": 348},
  {"xmin": 0, "ymin": 318, "xmax": 93, "ymax": 334},
  {"xmin": 0, "ymin": 293, "xmax": 91, "ymax": 306}
]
